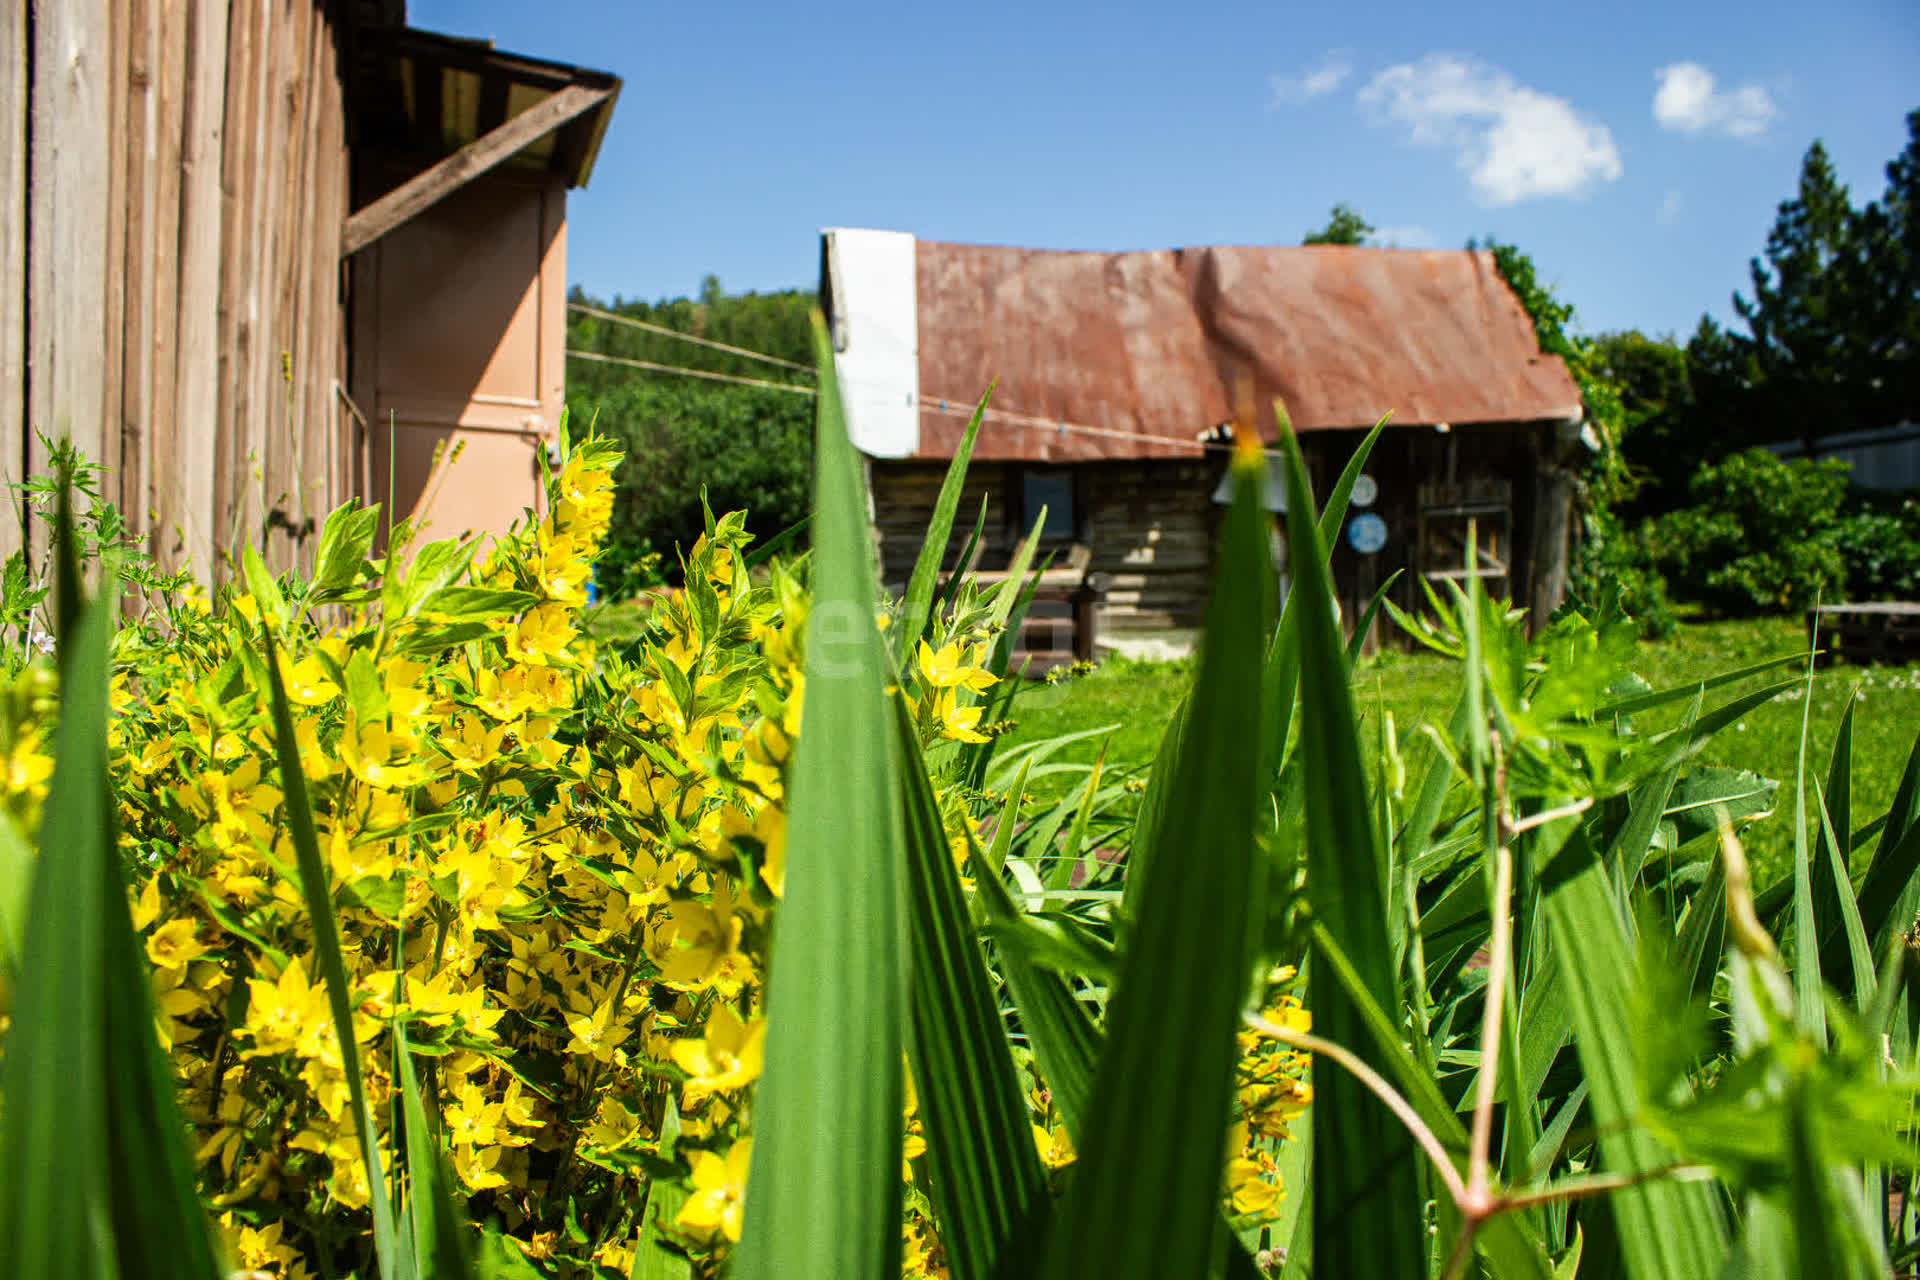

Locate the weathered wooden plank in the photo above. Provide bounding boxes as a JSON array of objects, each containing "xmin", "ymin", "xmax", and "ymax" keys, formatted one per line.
[
  {"xmin": 28, "ymin": 0, "xmax": 112, "ymax": 496},
  {"xmin": 340, "ymin": 83, "xmax": 613, "ymax": 256},
  {"xmin": 213, "ymin": 0, "xmax": 260, "ymax": 573},
  {"xmin": 119, "ymin": 0, "xmax": 158, "ymax": 537},
  {"xmin": 167, "ymin": 0, "xmax": 228, "ymax": 575},
  {"xmin": 102, "ymin": 0, "xmax": 130, "ymax": 523},
  {"xmin": 0, "ymin": 2, "xmax": 27, "ymax": 562},
  {"xmin": 143, "ymin": 0, "xmax": 186, "ymax": 556}
]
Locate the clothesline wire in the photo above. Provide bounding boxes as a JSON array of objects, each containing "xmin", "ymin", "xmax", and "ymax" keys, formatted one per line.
[
  {"xmin": 567, "ymin": 302, "xmax": 818, "ymax": 375},
  {"xmin": 566, "ymin": 342, "xmax": 1302, "ymax": 458},
  {"xmin": 566, "ymin": 348, "xmax": 816, "ymax": 395}
]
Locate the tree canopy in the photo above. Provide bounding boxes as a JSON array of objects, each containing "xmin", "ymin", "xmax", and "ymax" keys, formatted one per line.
[
  {"xmin": 1690, "ymin": 110, "xmax": 1920, "ymax": 456},
  {"xmin": 1303, "ymin": 203, "xmax": 1373, "ymax": 246}
]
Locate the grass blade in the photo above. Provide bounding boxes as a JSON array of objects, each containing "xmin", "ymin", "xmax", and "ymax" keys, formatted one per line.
[
  {"xmin": 262, "ymin": 624, "xmax": 401, "ymax": 1276},
  {"xmin": 1812, "ymin": 778, "xmax": 1875, "ymax": 1009},
  {"xmin": 1039, "ymin": 434, "xmax": 1273, "ymax": 1278},
  {"xmin": 898, "ymin": 385, "xmax": 990, "ymax": 657},
  {"xmin": 1277, "ymin": 422, "xmax": 1426, "ymax": 1278},
  {"xmin": 1814, "ymin": 695, "xmax": 1857, "ymax": 995},
  {"xmin": 735, "ymin": 314, "xmax": 907, "ymax": 1279},
  {"xmin": 894, "ymin": 698, "xmax": 1049, "ymax": 1278},
  {"xmin": 1855, "ymin": 727, "xmax": 1920, "ymax": 961},
  {"xmin": 1788, "ymin": 645, "xmax": 1828, "ymax": 1044},
  {"xmin": 395, "ymin": 1018, "xmax": 475, "ymax": 1280},
  {"xmin": 0, "ymin": 512, "xmax": 223, "ymax": 1280}
]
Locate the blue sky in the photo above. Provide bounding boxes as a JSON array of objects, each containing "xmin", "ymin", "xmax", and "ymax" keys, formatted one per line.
[{"xmin": 414, "ymin": 0, "xmax": 1917, "ymax": 340}]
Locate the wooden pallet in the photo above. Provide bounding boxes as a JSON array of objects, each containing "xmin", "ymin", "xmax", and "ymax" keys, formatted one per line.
[{"xmin": 1807, "ymin": 602, "xmax": 1920, "ymax": 666}]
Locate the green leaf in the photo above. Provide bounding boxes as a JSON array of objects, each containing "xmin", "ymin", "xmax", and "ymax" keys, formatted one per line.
[
  {"xmin": 1040, "ymin": 438, "xmax": 1272, "ymax": 1278},
  {"xmin": 260, "ymin": 624, "xmax": 401, "ymax": 1277},
  {"xmin": 0, "ymin": 524, "xmax": 224, "ymax": 1280},
  {"xmin": 396, "ymin": 1017, "xmax": 476, "ymax": 1280},
  {"xmin": 894, "ymin": 698, "xmax": 1049, "ymax": 1278},
  {"xmin": 414, "ymin": 586, "xmax": 541, "ymax": 623},
  {"xmin": 1812, "ymin": 778, "xmax": 1875, "ymax": 1009},
  {"xmin": 1788, "ymin": 647, "xmax": 1829, "ymax": 1045},
  {"xmin": 1276, "ymin": 422, "xmax": 1426, "ymax": 1279},
  {"xmin": 241, "ymin": 543, "xmax": 291, "ymax": 629},
  {"xmin": 0, "ymin": 807, "xmax": 28, "ymax": 979},
  {"xmin": 1539, "ymin": 829, "xmax": 1729, "ymax": 1279},
  {"xmin": 735, "ymin": 314, "xmax": 906, "ymax": 1280},
  {"xmin": 1814, "ymin": 695, "xmax": 1857, "ymax": 996},
  {"xmin": 898, "ymin": 384, "xmax": 990, "ymax": 658},
  {"xmin": 309, "ymin": 501, "xmax": 383, "ymax": 596}
]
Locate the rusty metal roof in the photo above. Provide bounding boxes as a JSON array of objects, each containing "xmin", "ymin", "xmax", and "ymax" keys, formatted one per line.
[{"xmin": 912, "ymin": 240, "xmax": 1583, "ymax": 462}]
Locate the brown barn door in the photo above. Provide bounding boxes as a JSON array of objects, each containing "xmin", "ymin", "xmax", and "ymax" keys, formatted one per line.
[{"xmin": 350, "ymin": 172, "xmax": 566, "ymax": 552}]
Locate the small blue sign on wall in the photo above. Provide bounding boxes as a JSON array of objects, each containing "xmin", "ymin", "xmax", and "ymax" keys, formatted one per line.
[{"xmin": 1347, "ymin": 512, "xmax": 1388, "ymax": 555}]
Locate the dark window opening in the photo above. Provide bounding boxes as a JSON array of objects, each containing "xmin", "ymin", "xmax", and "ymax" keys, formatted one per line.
[{"xmin": 1019, "ymin": 468, "xmax": 1076, "ymax": 543}]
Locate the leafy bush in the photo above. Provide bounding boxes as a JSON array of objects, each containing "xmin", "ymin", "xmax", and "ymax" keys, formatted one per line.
[
  {"xmin": 1829, "ymin": 495, "xmax": 1920, "ymax": 599},
  {"xmin": 1645, "ymin": 447, "xmax": 1851, "ymax": 613}
]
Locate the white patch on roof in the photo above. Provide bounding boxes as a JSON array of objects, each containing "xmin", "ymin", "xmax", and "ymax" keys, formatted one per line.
[{"xmin": 821, "ymin": 228, "xmax": 919, "ymax": 458}]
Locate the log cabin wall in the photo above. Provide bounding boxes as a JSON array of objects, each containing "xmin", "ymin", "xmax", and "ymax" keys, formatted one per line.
[
  {"xmin": 870, "ymin": 457, "xmax": 1218, "ymax": 630},
  {"xmin": 1, "ymin": 0, "xmax": 351, "ymax": 581}
]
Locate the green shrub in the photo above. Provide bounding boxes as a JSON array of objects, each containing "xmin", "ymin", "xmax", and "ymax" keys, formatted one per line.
[
  {"xmin": 1646, "ymin": 447, "xmax": 1851, "ymax": 613},
  {"xmin": 1829, "ymin": 495, "xmax": 1920, "ymax": 599},
  {"xmin": 572, "ymin": 379, "xmax": 812, "ymax": 592}
]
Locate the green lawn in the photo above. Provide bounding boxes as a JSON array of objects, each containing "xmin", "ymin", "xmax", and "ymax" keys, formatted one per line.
[{"xmin": 996, "ymin": 615, "xmax": 1920, "ymax": 885}]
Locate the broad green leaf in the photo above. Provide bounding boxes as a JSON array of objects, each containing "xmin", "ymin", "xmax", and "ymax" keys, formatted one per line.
[
  {"xmin": 0, "ymin": 500, "xmax": 223, "ymax": 1280},
  {"xmin": 413, "ymin": 586, "xmax": 541, "ymax": 623},
  {"xmin": 1276, "ymin": 423, "xmax": 1426, "ymax": 1279},
  {"xmin": 898, "ymin": 385, "xmax": 990, "ymax": 657},
  {"xmin": 309, "ymin": 501, "xmax": 383, "ymax": 596},
  {"xmin": 1539, "ymin": 829, "xmax": 1728, "ymax": 1278},
  {"xmin": 735, "ymin": 315, "xmax": 906, "ymax": 1280},
  {"xmin": 1040, "ymin": 437, "xmax": 1272, "ymax": 1278},
  {"xmin": 893, "ymin": 697, "xmax": 1049, "ymax": 1278}
]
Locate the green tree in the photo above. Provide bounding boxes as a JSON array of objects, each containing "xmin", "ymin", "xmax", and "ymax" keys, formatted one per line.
[
  {"xmin": 1691, "ymin": 113, "xmax": 1920, "ymax": 456},
  {"xmin": 1303, "ymin": 203, "xmax": 1373, "ymax": 245},
  {"xmin": 1592, "ymin": 329, "xmax": 1695, "ymax": 510},
  {"xmin": 566, "ymin": 283, "xmax": 817, "ymax": 591}
]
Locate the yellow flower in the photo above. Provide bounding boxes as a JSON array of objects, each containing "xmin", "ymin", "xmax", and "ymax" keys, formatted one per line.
[
  {"xmin": 1032, "ymin": 1123, "xmax": 1075, "ymax": 1169},
  {"xmin": 1225, "ymin": 1154, "xmax": 1280, "ymax": 1217},
  {"xmin": 278, "ymin": 652, "xmax": 340, "ymax": 706},
  {"xmin": 670, "ymin": 1002, "xmax": 766, "ymax": 1099},
  {"xmin": 145, "ymin": 917, "xmax": 213, "ymax": 972},
  {"xmin": 676, "ymin": 1137, "xmax": 752, "ymax": 1243},
  {"xmin": 917, "ymin": 639, "xmax": 995, "ymax": 694},
  {"xmin": 931, "ymin": 688, "xmax": 990, "ymax": 744},
  {"xmin": 241, "ymin": 957, "xmax": 327, "ymax": 1059}
]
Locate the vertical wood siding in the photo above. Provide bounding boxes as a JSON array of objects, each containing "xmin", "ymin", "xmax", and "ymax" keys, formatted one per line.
[{"xmin": 0, "ymin": 0, "xmax": 349, "ymax": 580}]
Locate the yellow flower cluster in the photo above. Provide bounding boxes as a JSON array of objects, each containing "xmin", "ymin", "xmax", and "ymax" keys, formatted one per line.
[{"xmin": 0, "ymin": 429, "xmax": 1311, "ymax": 1278}]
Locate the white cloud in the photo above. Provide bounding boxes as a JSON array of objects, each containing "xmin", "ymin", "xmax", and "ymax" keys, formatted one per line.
[
  {"xmin": 1369, "ymin": 224, "xmax": 1437, "ymax": 248},
  {"xmin": 1272, "ymin": 51, "xmax": 1352, "ymax": 105},
  {"xmin": 1357, "ymin": 54, "xmax": 1623, "ymax": 205},
  {"xmin": 1653, "ymin": 62, "xmax": 1776, "ymax": 138},
  {"xmin": 1656, "ymin": 190, "xmax": 1684, "ymax": 225}
]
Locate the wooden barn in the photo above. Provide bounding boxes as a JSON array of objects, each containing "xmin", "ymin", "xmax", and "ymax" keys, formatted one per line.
[
  {"xmin": 820, "ymin": 229, "xmax": 1590, "ymax": 636},
  {"xmin": 1, "ymin": 1, "xmax": 619, "ymax": 578}
]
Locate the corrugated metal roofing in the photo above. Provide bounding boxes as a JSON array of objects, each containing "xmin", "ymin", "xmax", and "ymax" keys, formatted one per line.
[{"xmin": 910, "ymin": 240, "xmax": 1584, "ymax": 462}]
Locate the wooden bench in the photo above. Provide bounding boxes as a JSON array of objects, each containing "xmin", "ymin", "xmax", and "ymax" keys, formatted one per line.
[
  {"xmin": 1807, "ymin": 602, "xmax": 1920, "ymax": 666},
  {"xmin": 960, "ymin": 542, "xmax": 1108, "ymax": 677}
]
